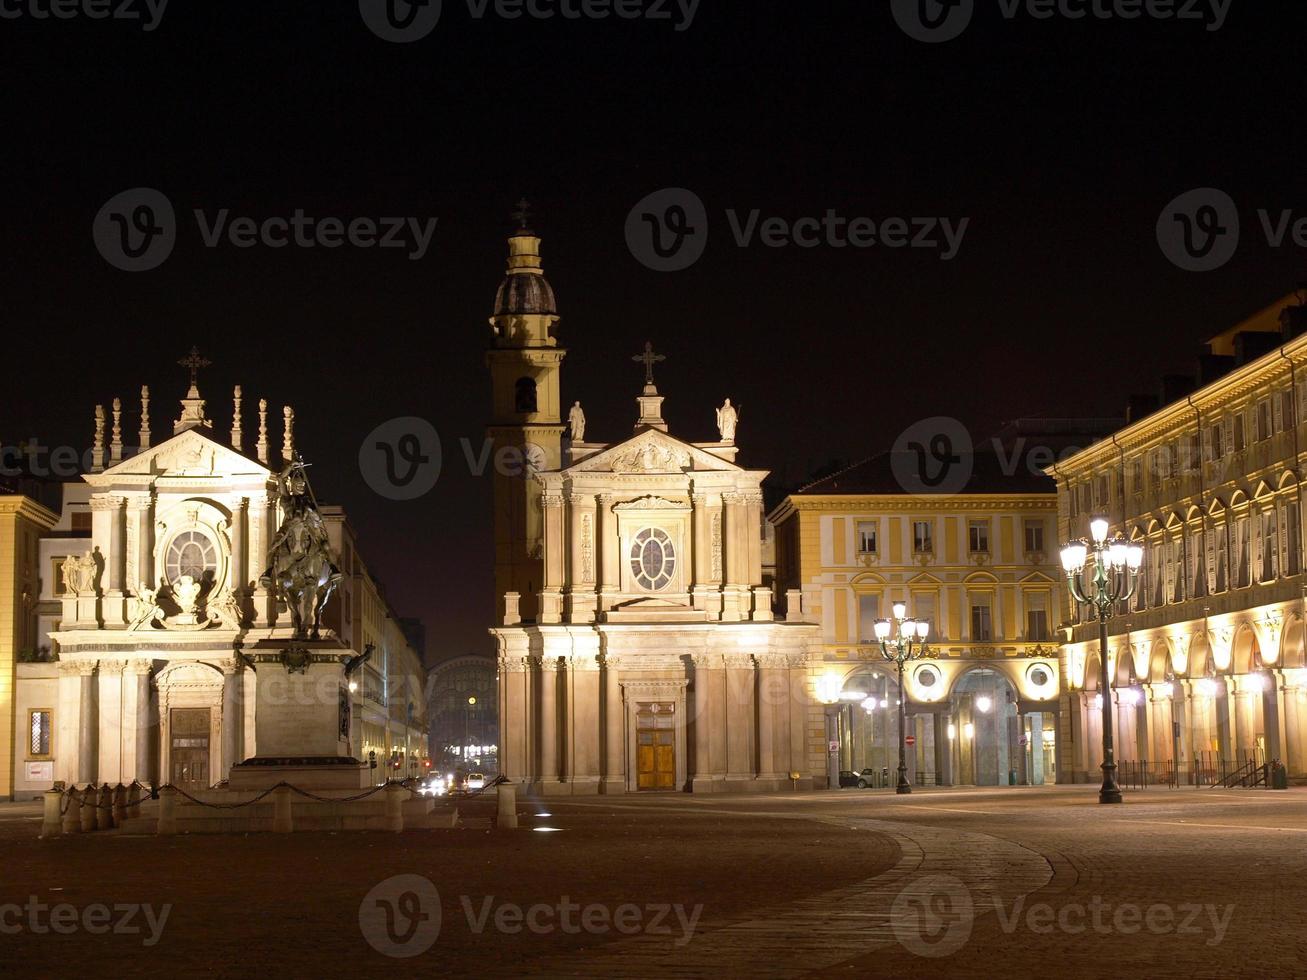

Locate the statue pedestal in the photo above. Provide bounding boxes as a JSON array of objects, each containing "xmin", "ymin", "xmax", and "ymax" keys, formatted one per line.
[{"xmin": 228, "ymin": 639, "xmax": 370, "ymax": 790}]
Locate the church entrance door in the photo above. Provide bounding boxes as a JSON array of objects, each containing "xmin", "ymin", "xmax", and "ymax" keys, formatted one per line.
[
  {"xmin": 636, "ymin": 704, "xmax": 676, "ymax": 791},
  {"xmin": 170, "ymin": 708, "xmax": 211, "ymax": 790}
]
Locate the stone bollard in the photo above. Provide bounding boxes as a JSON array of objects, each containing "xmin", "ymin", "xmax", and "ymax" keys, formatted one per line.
[
  {"xmin": 384, "ymin": 782, "xmax": 404, "ymax": 833},
  {"xmin": 272, "ymin": 786, "xmax": 293, "ymax": 833},
  {"xmin": 157, "ymin": 787, "xmax": 178, "ymax": 835},
  {"xmin": 61, "ymin": 788, "xmax": 81, "ymax": 835},
  {"xmin": 79, "ymin": 785, "xmax": 97, "ymax": 833},
  {"xmin": 127, "ymin": 783, "xmax": 142, "ymax": 818},
  {"xmin": 496, "ymin": 782, "xmax": 518, "ymax": 829},
  {"xmin": 95, "ymin": 784, "xmax": 114, "ymax": 830},
  {"xmin": 40, "ymin": 790, "xmax": 63, "ymax": 838},
  {"xmin": 112, "ymin": 784, "xmax": 128, "ymax": 826}
]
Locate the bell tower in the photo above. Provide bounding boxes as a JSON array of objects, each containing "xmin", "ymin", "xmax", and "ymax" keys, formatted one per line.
[{"xmin": 486, "ymin": 205, "xmax": 565, "ymax": 623}]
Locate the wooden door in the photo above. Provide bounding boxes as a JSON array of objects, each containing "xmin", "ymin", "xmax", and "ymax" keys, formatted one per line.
[
  {"xmin": 636, "ymin": 704, "xmax": 676, "ymax": 791},
  {"xmin": 170, "ymin": 708, "xmax": 211, "ymax": 789}
]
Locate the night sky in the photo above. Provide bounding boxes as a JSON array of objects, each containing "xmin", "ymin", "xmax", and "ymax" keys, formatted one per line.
[{"xmin": 3, "ymin": 1, "xmax": 1303, "ymax": 661}]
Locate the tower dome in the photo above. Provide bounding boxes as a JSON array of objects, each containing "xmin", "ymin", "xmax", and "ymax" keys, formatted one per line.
[{"xmin": 493, "ymin": 228, "xmax": 557, "ymax": 316}]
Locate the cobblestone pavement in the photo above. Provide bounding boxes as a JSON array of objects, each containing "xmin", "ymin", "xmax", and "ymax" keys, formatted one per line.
[{"xmin": 3, "ymin": 786, "xmax": 1306, "ymax": 978}]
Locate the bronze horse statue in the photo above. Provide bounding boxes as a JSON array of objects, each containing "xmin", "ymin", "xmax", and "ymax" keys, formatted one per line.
[{"xmin": 262, "ymin": 457, "xmax": 342, "ymax": 641}]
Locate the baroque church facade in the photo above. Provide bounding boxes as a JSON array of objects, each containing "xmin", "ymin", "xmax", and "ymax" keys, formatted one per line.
[{"xmin": 487, "ymin": 225, "xmax": 826, "ymax": 794}]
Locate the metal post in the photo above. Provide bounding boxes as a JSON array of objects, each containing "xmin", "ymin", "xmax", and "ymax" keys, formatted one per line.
[
  {"xmin": 1099, "ymin": 613, "xmax": 1122, "ymax": 803},
  {"xmin": 896, "ymin": 660, "xmax": 911, "ymax": 794}
]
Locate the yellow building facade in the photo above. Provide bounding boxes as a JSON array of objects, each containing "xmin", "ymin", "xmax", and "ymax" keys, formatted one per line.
[
  {"xmin": 0, "ymin": 495, "xmax": 59, "ymax": 800},
  {"xmin": 1051, "ymin": 296, "xmax": 1307, "ymax": 785},
  {"xmin": 771, "ymin": 454, "xmax": 1063, "ymax": 788}
]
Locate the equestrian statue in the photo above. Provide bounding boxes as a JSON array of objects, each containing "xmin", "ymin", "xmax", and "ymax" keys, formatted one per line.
[{"xmin": 261, "ymin": 454, "xmax": 342, "ymax": 641}]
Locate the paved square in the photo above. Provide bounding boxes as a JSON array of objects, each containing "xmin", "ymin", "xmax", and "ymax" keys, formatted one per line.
[{"xmin": 3, "ymin": 786, "xmax": 1304, "ymax": 978}]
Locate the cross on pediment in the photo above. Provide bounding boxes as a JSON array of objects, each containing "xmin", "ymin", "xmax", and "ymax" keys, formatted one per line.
[
  {"xmin": 632, "ymin": 341, "xmax": 666, "ymax": 387},
  {"xmin": 178, "ymin": 346, "xmax": 211, "ymax": 390}
]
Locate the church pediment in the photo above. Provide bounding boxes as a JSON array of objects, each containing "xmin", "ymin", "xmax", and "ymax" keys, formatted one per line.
[
  {"xmin": 89, "ymin": 429, "xmax": 271, "ymax": 483},
  {"xmin": 564, "ymin": 429, "xmax": 742, "ymax": 476}
]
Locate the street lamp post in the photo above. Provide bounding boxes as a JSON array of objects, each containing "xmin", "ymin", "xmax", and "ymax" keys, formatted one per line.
[
  {"xmin": 875, "ymin": 603, "xmax": 932, "ymax": 795},
  {"xmin": 1060, "ymin": 517, "xmax": 1144, "ymax": 805}
]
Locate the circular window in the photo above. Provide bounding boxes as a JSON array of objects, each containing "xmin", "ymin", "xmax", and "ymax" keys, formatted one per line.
[
  {"xmin": 165, "ymin": 530, "xmax": 218, "ymax": 584},
  {"xmin": 630, "ymin": 527, "xmax": 676, "ymax": 591},
  {"xmin": 1030, "ymin": 666, "xmax": 1051, "ymax": 687},
  {"xmin": 917, "ymin": 667, "xmax": 938, "ymax": 688}
]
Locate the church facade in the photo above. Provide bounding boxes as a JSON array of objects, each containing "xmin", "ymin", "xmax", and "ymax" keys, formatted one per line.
[
  {"xmin": 487, "ymin": 226, "xmax": 826, "ymax": 794},
  {"xmin": 12, "ymin": 360, "xmax": 427, "ymax": 796}
]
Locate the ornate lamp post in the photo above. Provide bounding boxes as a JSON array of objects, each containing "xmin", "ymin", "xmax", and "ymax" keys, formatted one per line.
[
  {"xmin": 1060, "ymin": 517, "xmax": 1144, "ymax": 805},
  {"xmin": 875, "ymin": 602, "xmax": 931, "ymax": 795}
]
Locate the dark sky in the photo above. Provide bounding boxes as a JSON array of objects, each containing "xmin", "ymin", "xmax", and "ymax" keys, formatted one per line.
[{"xmin": 3, "ymin": 1, "xmax": 1304, "ymax": 662}]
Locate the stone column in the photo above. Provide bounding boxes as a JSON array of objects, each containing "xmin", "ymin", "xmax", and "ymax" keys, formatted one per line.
[
  {"xmin": 602, "ymin": 654, "xmax": 624, "ymax": 794},
  {"xmin": 934, "ymin": 713, "xmax": 954, "ymax": 786},
  {"xmin": 229, "ymin": 496, "xmax": 249, "ymax": 597},
  {"xmin": 567, "ymin": 495, "xmax": 597, "ymax": 623},
  {"xmin": 539, "ymin": 658, "xmax": 560, "ymax": 790},
  {"xmin": 55, "ymin": 662, "xmax": 83, "ymax": 786},
  {"xmin": 723, "ymin": 652, "xmax": 756, "ymax": 787},
  {"xmin": 755, "ymin": 654, "xmax": 787, "ymax": 783},
  {"xmin": 124, "ymin": 496, "xmax": 146, "ymax": 594},
  {"xmin": 745, "ymin": 492, "xmax": 763, "ymax": 587},
  {"xmin": 566, "ymin": 652, "xmax": 602, "ymax": 794},
  {"xmin": 249, "ymin": 492, "xmax": 275, "ymax": 625},
  {"xmin": 788, "ymin": 655, "xmax": 813, "ymax": 786},
  {"xmin": 540, "ymin": 494, "xmax": 565, "ymax": 624},
  {"xmin": 221, "ymin": 660, "xmax": 242, "ymax": 777},
  {"xmin": 77, "ymin": 662, "xmax": 98, "ymax": 784},
  {"xmin": 691, "ymin": 653, "xmax": 726, "ymax": 792},
  {"xmin": 127, "ymin": 659, "xmax": 154, "ymax": 785},
  {"xmin": 96, "ymin": 660, "xmax": 125, "ymax": 784},
  {"xmin": 721, "ymin": 493, "xmax": 746, "ymax": 622},
  {"xmin": 598, "ymin": 494, "xmax": 620, "ymax": 604},
  {"xmin": 497, "ymin": 649, "xmax": 530, "ymax": 785}
]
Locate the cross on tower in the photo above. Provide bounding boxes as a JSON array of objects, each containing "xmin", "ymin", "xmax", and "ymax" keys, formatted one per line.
[
  {"xmin": 511, "ymin": 197, "xmax": 532, "ymax": 231},
  {"xmin": 178, "ymin": 346, "xmax": 211, "ymax": 390},
  {"xmin": 632, "ymin": 341, "xmax": 666, "ymax": 387}
]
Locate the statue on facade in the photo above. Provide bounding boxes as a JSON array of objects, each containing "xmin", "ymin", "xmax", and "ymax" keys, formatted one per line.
[
  {"xmin": 715, "ymin": 399, "xmax": 739, "ymax": 443},
  {"xmin": 62, "ymin": 554, "xmax": 95, "ymax": 596},
  {"xmin": 128, "ymin": 583, "xmax": 164, "ymax": 630},
  {"xmin": 568, "ymin": 401, "xmax": 586, "ymax": 442},
  {"xmin": 261, "ymin": 454, "xmax": 342, "ymax": 641}
]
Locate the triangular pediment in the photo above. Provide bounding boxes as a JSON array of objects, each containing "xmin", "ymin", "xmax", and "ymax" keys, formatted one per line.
[
  {"xmin": 564, "ymin": 428, "xmax": 742, "ymax": 475},
  {"xmin": 89, "ymin": 428, "xmax": 272, "ymax": 483}
]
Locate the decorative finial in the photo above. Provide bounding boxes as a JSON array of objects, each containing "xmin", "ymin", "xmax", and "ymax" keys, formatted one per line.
[
  {"xmin": 92, "ymin": 405, "xmax": 106, "ymax": 472},
  {"xmin": 282, "ymin": 405, "xmax": 295, "ymax": 463},
  {"xmin": 139, "ymin": 386, "xmax": 151, "ymax": 450},
  {"xmin": 178, "ymin": 346, "xmax": 211, "ymax": 393},
  {"xmin": 632, "ymin": 341, "xmax": 666, "ymax": 389},
  {"xmin": 511, "ymin": 197, "xmax": 532, "ymax": 232},
  {"xmin": 256, "ymin": 398, "xmax": 268, "ymax": 465},
  {"xmin": 232, "ymin": 385, "xmax": 243, "ymax": 451},
  {"xmin": 110, "ymin": 397, "xmax": 123, "ymax": 463}
]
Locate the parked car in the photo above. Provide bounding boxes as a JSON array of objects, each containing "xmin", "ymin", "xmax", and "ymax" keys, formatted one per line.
[
  {"xmin": 466, "ymin": 772, "xmax": 486, "ymax": 791},
  {"xmin": 838, "ymin": 770, "xmax": 859, "ymax": 788},
  {"xmin": 855, "ymin": 768, "xmax": 889, "ymax": 789}
]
